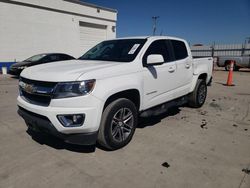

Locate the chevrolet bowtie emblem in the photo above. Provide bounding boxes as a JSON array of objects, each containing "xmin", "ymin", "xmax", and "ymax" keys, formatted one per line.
[{"xmin": 19, "ymin": 81, "xmax": 37, "ymax": 94}]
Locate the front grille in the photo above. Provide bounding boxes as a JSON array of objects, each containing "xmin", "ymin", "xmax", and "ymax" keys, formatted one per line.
[
  {"xmin": 21, "ymin": 90, "xmax": 52, "ymax": 106},
  {"xmin": 19, "ymin": 77, "xmax": 57, "ymax": 106}
]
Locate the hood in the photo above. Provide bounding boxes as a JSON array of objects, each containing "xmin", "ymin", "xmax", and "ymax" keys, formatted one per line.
[{"xmin": 20, "ymin": 60, "xmax": 126, "ymax": 82}]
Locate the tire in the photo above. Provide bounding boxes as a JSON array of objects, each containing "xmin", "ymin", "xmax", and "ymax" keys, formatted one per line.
[
  {"xmin": 225, "ymin": 63, "xmax": 230, "ymax": 71},
  {"xmin": 98, "ymin": 98, "xmax": 138, "ymax": 150},
  {"xmin": 188, "ymin": 79, "xmax": 207, "ymax": 108},
  {"xmin": 225, "ymin": 61, "xmax": 239, "ymax": 71},
  {"xmin": 234, "ymin": 66, "xmax": 240, "ymax": 71},
  {"xmin": 225, "ymin": 62, "xmax": 231, "ymax": 71}
]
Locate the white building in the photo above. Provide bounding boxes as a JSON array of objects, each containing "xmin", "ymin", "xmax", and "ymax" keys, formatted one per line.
[{"xmin": 0, "ymin": 0, "xmax": 117, "ymax": 62}]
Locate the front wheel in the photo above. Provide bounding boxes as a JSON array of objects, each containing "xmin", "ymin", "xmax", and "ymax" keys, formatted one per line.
[
  {"xmin": 188, "ymin": 79, "xmax": 207, "ymax": 108},
  {"xmin": 98, "ymin": 98, "xmax": 138, "ymax": 150}
]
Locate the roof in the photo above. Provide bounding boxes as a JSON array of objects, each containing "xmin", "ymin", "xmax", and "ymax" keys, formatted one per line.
[
  {"xmin": 64, "ymin": 0, "xmax": 117, "ymax": 13},
  {"xmin": 115, "ymin": 36, "xmax": 185, "ymax": 41}
]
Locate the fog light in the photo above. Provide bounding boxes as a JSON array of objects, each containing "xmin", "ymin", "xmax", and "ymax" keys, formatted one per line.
[{"xmin": 57, "ymin": 114, "xmax": 85, "ymax": 127}]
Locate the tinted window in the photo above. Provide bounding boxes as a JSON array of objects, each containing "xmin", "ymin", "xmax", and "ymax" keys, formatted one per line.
[
  {"xmin": 171, "ymin": 40, "xmax": 188, "ymax": 60},
  {"xmin": 60, "ymin": 54, "xmax": 74, "ymax": 60},
  {"xmin": 143, "ymin": 40, "xmax": 171, "ymax": 63},
  {"xmin": 79, "ymin": 39, "xmax": 147, "ymax": 62},
  {"xmin": 49, "ymin": 55, "xmax": 60, "ymax": 61},
  {"xmin": 24, "ymin": 54, "xmax": 46, "ymax": 62},
  {"xmin": 40, "ymin": 56, "xmax": 51, "ymax": 63}
]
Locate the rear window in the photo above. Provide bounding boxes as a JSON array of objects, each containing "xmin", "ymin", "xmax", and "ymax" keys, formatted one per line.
[{"xmin": 171, "ymin": 40, "xmax": 188, "ymax": 60}]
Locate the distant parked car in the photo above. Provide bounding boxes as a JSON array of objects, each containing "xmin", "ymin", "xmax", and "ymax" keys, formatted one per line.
[
  {"xmin": 216, "ymin": 55, "xmax": 250, "ymax": 71},
  {"xmin": 8, "ymin": 53, "xmax": 75, "ymax": 75}
]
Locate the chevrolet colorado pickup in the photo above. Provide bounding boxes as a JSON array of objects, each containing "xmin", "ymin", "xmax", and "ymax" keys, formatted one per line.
[{"xmin": 17, "ymin": 36, "xmax": 213, "ymax": 150}]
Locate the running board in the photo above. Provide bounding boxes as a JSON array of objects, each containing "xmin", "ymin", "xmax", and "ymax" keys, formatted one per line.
[{"xmin": 140, "ymin": 96, "xmax": 188, "ymax": 117}]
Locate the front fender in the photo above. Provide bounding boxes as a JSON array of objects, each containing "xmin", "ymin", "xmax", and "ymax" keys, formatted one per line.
[{"xmin": 91, "ymin": 73, "xmax": 144, "ymax": 110}]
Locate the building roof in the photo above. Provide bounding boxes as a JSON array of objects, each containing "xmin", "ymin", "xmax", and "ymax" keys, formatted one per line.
[{"xmin": 64, "ymin": 0, "xmax": 117, "ymax": 13}]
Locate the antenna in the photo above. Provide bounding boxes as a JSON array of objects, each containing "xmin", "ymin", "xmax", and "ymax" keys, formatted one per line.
[
  {"xmin": 160, "ymin": 29, "xmax": 163, "ymax": 36},
  {"xmin": 152, "ymin": 16, "xmax": 159, "ymax": 36}
]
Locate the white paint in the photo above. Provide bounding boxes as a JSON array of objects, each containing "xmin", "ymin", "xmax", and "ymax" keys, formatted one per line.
[
  {"xmin": 1, "ymin": 67, "xmax": 7, "ymax": 74},
  {"xmin": 0, "ymin": 0, "xmax": 116, "ymax": 61},
  {"xmin": 19, "ymin": 36, "xmax": 213, "ymax": 135},
  {"xmin": 79, "ymin": 25, "xmax": 107, "ymax": 54},
  {"xmin": 128, "ymin": 44, "xmax": 140, "ymax": 54}
]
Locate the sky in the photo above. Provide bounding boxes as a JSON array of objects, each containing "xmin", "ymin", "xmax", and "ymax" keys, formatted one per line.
[{"xmin": 82, "ymin": 0, "xmax": 250, "ymax": 45}]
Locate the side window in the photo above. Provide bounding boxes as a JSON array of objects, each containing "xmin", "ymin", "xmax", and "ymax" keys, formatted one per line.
[
  {"xmin": 143, "ymin": 40, "xmax": 171, "ymax": 64},
  {"xmin": 60, "ymin": 54, "xmax": 73, "ymax": 60},
  {"xmin": 40, "ymin": 56, "xmax": 50, "ymax": 63},
  {"xmin": 171, "ymin": 40, "xmax": 188, "ymax": 60},
  {"xmin": 49, "ymin": 55, "xmax": 60, "ymax": 62}
]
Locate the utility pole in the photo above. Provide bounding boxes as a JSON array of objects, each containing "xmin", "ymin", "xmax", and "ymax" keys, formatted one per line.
[
  {"xmin": 152, "ymin": 16, "xmax": 159, "ymax": 36},
  {"xmin": 245, "ymin": 37, "xmax": 250, "ymax": 44}
]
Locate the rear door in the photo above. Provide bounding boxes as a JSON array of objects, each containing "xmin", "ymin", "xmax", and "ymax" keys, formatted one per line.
[
  {"xmin": 142, "ymin": 39, "xmax": 177, "ymax": 109},
  {"xmin": 170, "ymin": 40, "xmax": 193, "ymax": 95}
]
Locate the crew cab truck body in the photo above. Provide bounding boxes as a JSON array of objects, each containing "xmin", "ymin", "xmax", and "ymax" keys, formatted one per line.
[
  {"xmin": 17, "ymin": 36, "xmax": 213, "ymax": 150},
  {"xmin": 217, "ymin": 55, "xmax": 250, "ymax": 71}
]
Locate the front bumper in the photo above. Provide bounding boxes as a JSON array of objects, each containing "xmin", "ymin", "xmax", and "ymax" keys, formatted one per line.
[
  {"xmin": 18, "ymin": 107, "xmax": 98, "ymax": 145},
  {"xmin": 17, "ymin": 92, "xmax": 104, "ymax": 145}
]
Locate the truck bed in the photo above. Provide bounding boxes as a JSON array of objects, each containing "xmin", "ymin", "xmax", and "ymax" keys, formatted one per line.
[{"xmin": 193, "ymin": 57, "xmax": 213, "ymax": 84}]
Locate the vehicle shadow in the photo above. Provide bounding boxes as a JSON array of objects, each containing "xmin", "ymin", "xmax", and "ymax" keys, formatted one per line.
[
  {"xmin": 26, "ymin": 106, "xmax": 181, "ymax": 152},
  {"xmin": 238, "ymin": 69, "xmax": 250, "ymax": 73},
  {"xmin": 10, "ymin": 75, "xmax": 19, "ymax": 79},
  {"xmin": 213, "ymin": 68, "xmax": 249, "ymax": 72},
  {"xmin": 26, "ymin": 128, "xmax": 96, "ymax": 153},
  {"xmin": 138, "ymin": 107, "xmax": 181, "ymax": 128}
]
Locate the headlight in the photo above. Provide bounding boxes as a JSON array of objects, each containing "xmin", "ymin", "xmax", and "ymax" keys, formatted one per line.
[
  {"xmin": 17, "ymin": 66, "xmax": 27, "ymax": 70},
  {"xmin": 53, "ymin": 79, "xmax": 96, "ymax": 99}
]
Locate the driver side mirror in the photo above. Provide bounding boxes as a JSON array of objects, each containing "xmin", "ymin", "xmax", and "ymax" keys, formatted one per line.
[{"xmin": 146, "ymin": 54, "xmax": 164, "ymax": 66}]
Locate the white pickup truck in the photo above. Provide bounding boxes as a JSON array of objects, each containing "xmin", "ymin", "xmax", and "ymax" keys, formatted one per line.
[
  {"xmin": 216, "ymin": 55, "xmax": 250, "ymax": 71},
  {"xmin": 17, "ymin": 36, "xmax": 213, "ymax": 150}
]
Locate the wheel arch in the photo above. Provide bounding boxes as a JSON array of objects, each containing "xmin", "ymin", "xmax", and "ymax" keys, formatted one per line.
[
  {"xmin": 198, "ymin": 73, "xmax": 207, "ymax": 82},
  {"xmin": 189, "ymin": 73, "xmax": 208, "ymax": 93},
  {"xmin": 103, "ymin": 89, "xmax": 141, "ymax": 112}
]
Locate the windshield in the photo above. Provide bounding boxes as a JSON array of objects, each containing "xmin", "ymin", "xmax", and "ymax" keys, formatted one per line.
[
  {"xmin": 79, "ymin": 39, "xmax": 147, "ymax": 62},
  {"xmin": 24, "ymin": 54, "xmax": 46, "ymax": 62}
]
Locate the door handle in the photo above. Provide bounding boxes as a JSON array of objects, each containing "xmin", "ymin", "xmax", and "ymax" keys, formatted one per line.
[
  {"xmin": 168, "ymin": 67, "xmax": 175, "ymax": 73},
  {"xmin": 185, "ymin": 64, "xmax": 191, "ymax": 69}
]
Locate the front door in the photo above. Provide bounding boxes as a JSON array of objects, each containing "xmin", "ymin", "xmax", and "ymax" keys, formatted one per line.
[{"xmin": 142, "ymin": 40, "xmax": 177, "ymax": 110}]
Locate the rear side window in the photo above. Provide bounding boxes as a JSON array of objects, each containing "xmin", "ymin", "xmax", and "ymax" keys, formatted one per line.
[
  {"xmin": 171, "ymin": 40, "xmax": 188, "ymax": 60},
  {"xmin": 60, "ymin": 54, "xmax": 74, "ymax": 60},
  {"xmin": 143, "ymin": 40, "xmax": 171, "ymax": 63}
]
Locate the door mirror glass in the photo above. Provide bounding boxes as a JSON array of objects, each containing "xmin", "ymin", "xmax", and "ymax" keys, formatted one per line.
[{"xmin": 147, "ymin": 54, "xmax": 164, "ymax": 65}]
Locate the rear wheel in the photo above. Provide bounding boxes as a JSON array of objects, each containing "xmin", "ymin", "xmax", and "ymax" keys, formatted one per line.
[
  {"xmin": 225, "ymin": 63, "xmax": 231, "ymax": 71},
  {"xmin": 234, "ymin": 66, "xmax": 240, "ymax": 71},
  {"xmin": 225, "ymin": 61, "xmax": 239, "ymax": 71},
  {"xmin": 188, "ymin": 79, "xmax": 207, "ymax": 108},
  {"xmin": 98, "ymin": 98, "xmax": 137, "ymax": 150}
]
